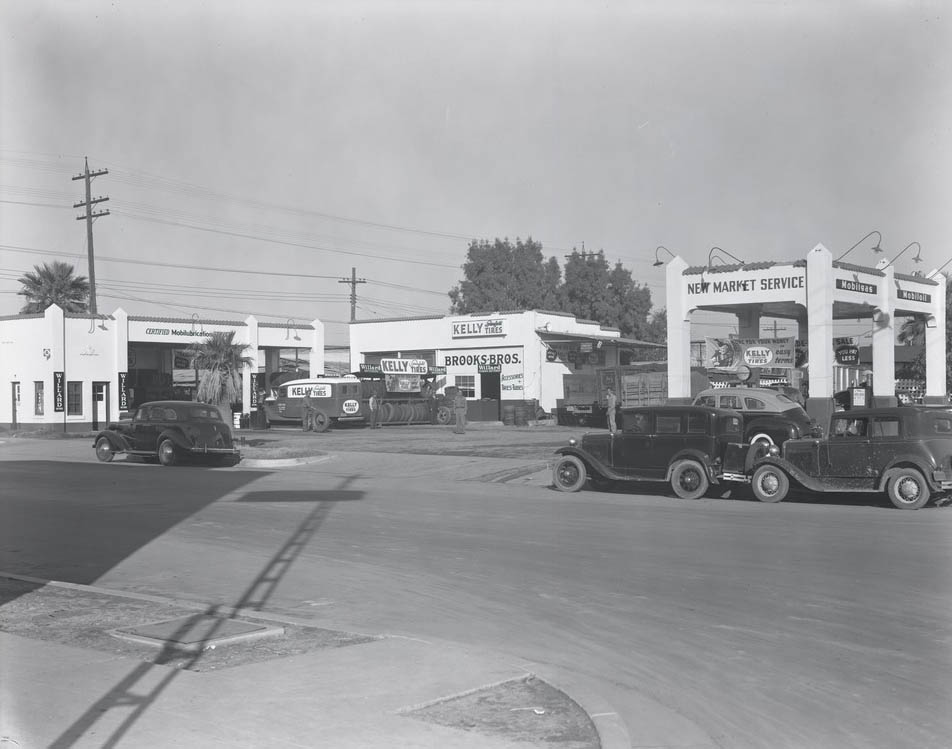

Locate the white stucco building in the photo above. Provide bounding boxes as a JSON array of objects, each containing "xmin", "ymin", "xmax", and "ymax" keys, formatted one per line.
[
  {"xmin": 349, "ymin": 309, "xmax": 665, "ymax": 419},
  {"xmin": 0, "ymin": 306, "xmax": 323, "ymax": 431}
]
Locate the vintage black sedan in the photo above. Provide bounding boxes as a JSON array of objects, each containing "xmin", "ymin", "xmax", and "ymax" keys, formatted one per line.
[
  {"xmin": 93, "ymin": 400, "xmax": 241, "ymax": 467},
  {"xmin": 749, "ymin": 406, "xmax": 952, "ymax": 509},
  {"xmin": 552, "ymin": 405, "xmax": 756, "ymax": 499}
]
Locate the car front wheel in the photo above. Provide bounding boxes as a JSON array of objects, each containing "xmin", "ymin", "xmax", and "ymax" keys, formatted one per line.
[
  {"xmin": 552, "ymin": 455, "xmax": 587, "ymax": 492},
  {"xmin": 885, "ymin": 468, "xmax": 930, "ymax": 510},
  {"xmin": 670, "ymin": 460, "xmax": 709, "ymax": 499},
  {"xmin": 94, "ymin": 437, "xmax": 115, "ymax": 463},
  {"xmin": 751, "ymin": 464, "xmax": 789, "ymax": 503},
  {"xmin": 157, "ymin": 439, "xmax": 177, "ymax": 467}
]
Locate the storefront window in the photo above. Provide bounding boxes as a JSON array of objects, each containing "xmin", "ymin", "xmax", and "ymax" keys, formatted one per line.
[
  {"xmin": 34, "ymin": 381, "xmax": 44, "ymax": 416},
  {"xmin": 67, "ymin": 381, "xmax": 83, "ymax": 415},
  {"xmin": 455, "ymin": 375, "xmax": 476, "ymax": 398}
]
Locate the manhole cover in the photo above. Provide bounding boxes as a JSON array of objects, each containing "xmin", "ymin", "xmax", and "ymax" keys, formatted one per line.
[{"xmin": 112, "ymin": 614, "xmax": 284, "ymax": 652}]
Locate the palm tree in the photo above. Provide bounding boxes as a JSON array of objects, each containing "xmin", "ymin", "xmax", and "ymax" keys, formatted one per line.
[
  {"xmin": 898, "ymin": 316, "xmax": 926, "ymax": 346},
  {"xmin": 17, "ymin": 261, "xmax": 90, "ymax": 313},
  {"xmin": 186, "ymin": 331, "xmax": 254, "ymax": 406}
]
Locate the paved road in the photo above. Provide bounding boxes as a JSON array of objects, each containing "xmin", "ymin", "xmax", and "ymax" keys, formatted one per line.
[{"xmin": 2, "ymin": 439, "xmax": 951, "ymax": 748}]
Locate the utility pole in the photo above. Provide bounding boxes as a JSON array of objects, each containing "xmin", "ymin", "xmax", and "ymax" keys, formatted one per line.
[
  {"xmin": 338, "ymin": 267, "xmax": 366, "ymax": 322},
  {"xmin": 72, "ymin": 157, "xmax": 109, "ymax": 315}
]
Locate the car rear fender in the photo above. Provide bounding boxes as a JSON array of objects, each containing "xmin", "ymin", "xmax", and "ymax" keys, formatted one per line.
[
  {"xmin": 744, "ymin": 416, "xmax": 799, "ymax": 444},
  {"xmin": 96, "ymin": 430, "xmax": 131, "ymax": 453},
  {"xmin": 664, "ymin": 449, "xmax": 716, "ymax": 482},
  {"xmin": 553, "ymin": 446, "xmax": 627, "ymax": 481},
  {"xmin": 157, "ymin": 429, "xmax": 191, "ymax": 450},
  {"xmin": 875, "ymin": 457, "xmax": 939, "ymax": 491}
]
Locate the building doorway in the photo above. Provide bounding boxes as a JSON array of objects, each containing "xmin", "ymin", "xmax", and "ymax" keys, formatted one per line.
[
  {"xmin": 479, "ymin": 371, "xmax": 501, "ymax": 420},
  {"xmin": 92, "ymin": 381, "xmax": 110, "ymax": 430}
]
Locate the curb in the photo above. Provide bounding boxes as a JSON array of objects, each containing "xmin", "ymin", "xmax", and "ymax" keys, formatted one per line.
[{"xmin": 237, "ymin": 454, "xmax": 332, "ymax": 469}]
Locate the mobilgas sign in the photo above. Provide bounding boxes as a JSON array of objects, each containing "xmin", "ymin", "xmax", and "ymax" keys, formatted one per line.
[
  {"xmin": 835, "ymin": 278, "xmax": 877, "ymax": 295},
  {"xmin": 452, "ymin": 319, "xmax": 505, "ymax": 338},
  {"xmin": 380, "ymin": 358, "xmax": 428, "ymax": 374}
]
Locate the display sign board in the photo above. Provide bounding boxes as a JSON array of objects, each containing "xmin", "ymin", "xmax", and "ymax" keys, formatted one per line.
[
  {"xmin": 451, "ymin": 318, "xmax": 505, "ymax": 338},
  {"xmin": 53, "ymin": 372, "xmax": 65, "ymax": 412},
  {"xmin": 897, "ymin": 288, "xmax": 932, "ymax": 304},
  {"xmin": 704, "ymin": 337, "xmax": 796, "ymax": 370},
  {"xmin": 386, "ymin": 374, "xmax": 421, "ymax": 392},
  {"xmin": 118, "ymin": 372, "xmax": 129, "ymax": 411},
  {"xmin": 288, "ymin": 383, "xmax": 330, "ymax": 398},
  {"xmin": 834, "ymin": 277, "xmax": 877, "ymax": 295},
  {"xmin": 380, "ymin": 358, "xmax": 428, "ymax": 374},
  {"xmin": 250, "ymin": 373, "xmax": 259, "ymax": 407},
  {"xmin": 685, "ymin": 267, "xmax": 806, "ymax": 306}
]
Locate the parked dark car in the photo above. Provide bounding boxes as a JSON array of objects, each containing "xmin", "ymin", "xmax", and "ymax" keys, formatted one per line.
[
  {"xmin": 692, "ymin": 386, "xmax": 819, "ymax": 446},
  {"xmin": 749, "ymin": 406, "xmax": 952, "ymax": 509},
  {"xmin": 93, "ymin": 400, "xmax": 241, "ymax": 467},
  {"xmin": 552, "ymin": 406, "xmax": 755, "ymax": 499}
]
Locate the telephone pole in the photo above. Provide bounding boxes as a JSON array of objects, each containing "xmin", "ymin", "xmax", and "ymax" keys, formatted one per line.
[
  {"xmin": 338, "ymin": 267, "xmax": 366, "ymax": 321},
  {"xmin": 72, "ymin": 157, "xmax": 110, "ymax": 315}
]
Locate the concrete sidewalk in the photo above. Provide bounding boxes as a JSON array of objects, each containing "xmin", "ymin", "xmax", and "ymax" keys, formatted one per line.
[{"xmin": 1, "ymin": 575, "xmax": 629, "ymax": 749}]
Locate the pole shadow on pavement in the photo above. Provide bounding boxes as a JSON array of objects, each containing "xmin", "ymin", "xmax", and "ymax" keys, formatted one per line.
[{"xmin": 48, "ymin": 476, "xmax": 361, "ymax": 749}]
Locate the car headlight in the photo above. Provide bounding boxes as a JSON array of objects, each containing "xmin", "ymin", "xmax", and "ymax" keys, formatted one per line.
[
  {"xmin": 568, "ymin": 438, "xmax": 577, "ymax": 447},
  {"xmin": 768, "ymin": 444, "xmax": 780, "ymax": 457}
]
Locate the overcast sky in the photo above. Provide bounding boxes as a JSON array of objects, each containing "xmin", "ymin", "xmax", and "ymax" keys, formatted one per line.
[{"xmin": 1, "ymin": 0, "xmax": 949, "ymax": 346}]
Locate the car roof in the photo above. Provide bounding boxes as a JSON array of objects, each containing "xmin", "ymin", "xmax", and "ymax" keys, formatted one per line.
[
  {"xmin": 834, "ymin": 406, "xmax": 952, "ymax": 418},
  {"xmin": 696, "ymin": 387, "xmax": 781, "ymax": 396},
  {"xmin": 621, "ymin": 405, "xmax": 740, "ymax": 418},
  {"xmin": 140, "ymin": 400, "xmax": 202, "ymax": 408}
]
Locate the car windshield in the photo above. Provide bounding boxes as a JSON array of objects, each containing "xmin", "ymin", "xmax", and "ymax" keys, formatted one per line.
[{"xmin": 186, "ymin": 406, "xmax": 223, "ymax": 421}]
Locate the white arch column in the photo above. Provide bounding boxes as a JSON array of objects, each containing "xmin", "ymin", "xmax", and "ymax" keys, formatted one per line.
[
  {"xmin": 924, "ymin": 273, "xmax": 947, "ymax": 404},
  {"xmin": 665, "ymin": 256, "xmax": 693, "ymax": 402},
  {"xmin": 805, "ymin": 244, "xmax": 835, "ymax": 424},
  {"xmin": 871, "ymin": 267, "xmax": 896, "ymax": 406}
]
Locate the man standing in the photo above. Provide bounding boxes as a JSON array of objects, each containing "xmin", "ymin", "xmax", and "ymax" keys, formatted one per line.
[
  {"xmin": 452, "ymin": 389, "xmax": 468, "ymax": 434},
  {"xmin": 605, "ymin": 386, "xmax": 618, "ymax": 433},
  {"xmin": 368, "ymin": 390, "xmax": 380, "ymax": 429},
  {"xmin": 302, "ymin": 389, "xmax": 316, "ymax": 432}
]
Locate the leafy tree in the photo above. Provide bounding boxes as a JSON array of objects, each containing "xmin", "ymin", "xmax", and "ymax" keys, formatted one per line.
[
  {"xmin": 560, "ymin": 249, "xmax": 654, "ymax": 338},
  {"xmin": 898, "ymin": 316, "xmax": 925, "ymax": 346},
  {"xmin": 449, "ymin": 237, "xmax": 561, "ymax": 313},
  {"xmin": 17, "ymin": 261, "xmax": 90, "ymax": 313},
  {"xmin": 644, "ymin": 307, "xmax": 667, "ymax": 343},
  {"xmin": 186, "ymin": 331, "xmax": 254, "ymax": 407}
]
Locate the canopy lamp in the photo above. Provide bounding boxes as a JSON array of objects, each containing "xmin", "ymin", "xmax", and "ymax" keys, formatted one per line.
[
  {"xmin": 707, "ymin": 246, "xmax": 745, "ymax": 268},
  {"xmin": 834, "ymin": 230, "xmax": 883, "ymax": 262},
  {"xmin": 285, "ymin": 319, "xmax": 301, "ymax": 341},
  {"xmin": 878, "ymin": 242, "xmax": 922, "ymax": 269},
  {"xmin": 652, "ymin": 245, "xmax": 677, "ymax": 267}
]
